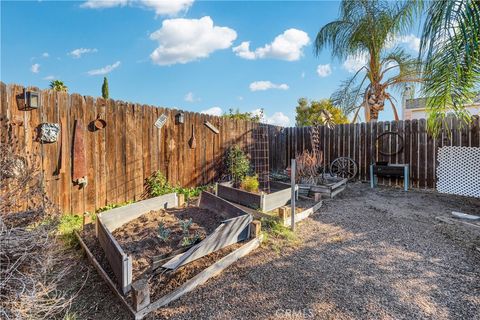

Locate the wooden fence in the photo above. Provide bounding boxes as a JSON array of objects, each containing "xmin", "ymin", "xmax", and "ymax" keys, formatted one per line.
[
  {"xmin": 267, "ymin": 116, "xmax": 480, "ymax": 189},
  {"xmin": 3, "ymin": 82, "xmax": 479, "ymax": 215},
  {"xmin": 1, "ymin": 83, "xmax": 265, "ymax": 215}
]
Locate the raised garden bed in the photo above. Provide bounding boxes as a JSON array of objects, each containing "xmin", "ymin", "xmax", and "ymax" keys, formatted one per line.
[
  {"xmin": 299, "ymin": 176, "xmax": 348, "ymax": 199},
  {"xmin": 77, "ymin": 191, "xmax": 262, "ymax": 319},
  {"xmin": 216, "ymin": 180, "xmax": 293, "ymax": 212}
]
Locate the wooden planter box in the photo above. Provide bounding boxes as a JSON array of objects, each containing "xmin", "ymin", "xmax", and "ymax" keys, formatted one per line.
[
  {"xmin": 79, "ymin": 191, "xmax": 261, "ymax": 319},
  {"xmin": 216, "ymin": 181, "xmax": 293, "ymax": 212},
  {"xmin": 305, "ymin": 177, "xmax": 347, "ymax": 199}
]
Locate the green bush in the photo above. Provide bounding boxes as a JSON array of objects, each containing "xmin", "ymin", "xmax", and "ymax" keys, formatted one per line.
[
  {"xmin": 57, "ymin": 214, "xmax": 83, "ymax": 247},
  {"xmin": 225, "ymin": 145, "xmax": 251, "ymax": 183},
  {"xmin": 240, "ymin": 175, "xmax": 259, "ymax": 193},
  {"xmin": 146, "ymin": 171, "xmax": 206, "ymax": 200}
]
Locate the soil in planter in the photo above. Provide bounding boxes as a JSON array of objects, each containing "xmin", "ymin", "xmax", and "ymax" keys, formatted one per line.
[
  {"xmin": 80, "ymin": 225, "xmax": 245, "ymax": 303},
  {"xmin": 112, "ymin": 206, "xmax": 228, "ymax": 279},
  {"xmin": 148, "ymin": 242, "xmax": 243, "ymax": 301}
]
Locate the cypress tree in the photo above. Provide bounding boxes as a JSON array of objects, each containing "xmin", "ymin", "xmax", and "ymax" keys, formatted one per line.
[{"xmin": 102, "ymin": 77, "xmax": 109, "ymax": 99}]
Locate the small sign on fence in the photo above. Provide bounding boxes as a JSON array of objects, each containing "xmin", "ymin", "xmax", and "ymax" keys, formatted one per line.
[{"xmin": 154, "ymin": 114, "xmax": 168, "ymax": 129}]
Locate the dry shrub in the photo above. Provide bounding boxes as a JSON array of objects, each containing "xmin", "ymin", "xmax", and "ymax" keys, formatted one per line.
[
  {"xmin": 0, "ymin": 125, "xmax": 80, "ymax": 319},
  {"xmin": 296, "ymin": 150, "xmax": 323, "ymax": 184}
]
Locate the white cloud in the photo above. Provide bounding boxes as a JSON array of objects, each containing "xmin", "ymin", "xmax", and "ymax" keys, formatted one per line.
[
  {"xmin": 316, "ymin": 64, "xmax": 332, "ymax": 77},
  {"xmin": 87, "ymin": 61, "xmax": 121, "ymax": 75},
  {"xmin": 31, "ymin": 63, "xmax": 40, "ymax": 73},
  {"xmin": 200, "ymin": 107, "xmax": 222, "ymax": 116},
  {"xmin": 149, "ymin": 16, "xmax": 237, "ymax": 66},
  {"xmin": 42, "ymin": 52, "xmax": 49, "ymax": 58},
  {"xmin": 249, "ymin": 81, "xmax": 289, "ymax": 92},
  {"xmin": 69, "ymin": 48, "xmax": 98, "ymax": 58},
  {"xmin": 184, "ymin": 92, "xmax": 200, "ymax": 103},
  {"xmin": 386, "ymin": 34, "xmax": 421, "ymax": 52},
  {"xmin": 396, "ymin": 34, "xmax": 420, "ymax": 52},
  {"xmin": 81, "ymin": 0, "xmax": 128, "ymax": 9},
  {"xmin": 43, "ymin": 75, "xmax": 56, "ymax": 80},
  {"xmin": 343, "ymin": 54, "xmax": 368, "ymax": 73},
  {"xmin": 265, "ymin": 112, "xmax": 290, "ymax": 126},
  {"xmin": 81, "ymin": 0, "xmax": 193, "ymax": 16},
  {"xmin": 233, "ymin": 29, "xmax": 310, "ymax": 61},
  {"xmin": 232, "ymin": 41, "xmax": 256, "ymax": 60}
]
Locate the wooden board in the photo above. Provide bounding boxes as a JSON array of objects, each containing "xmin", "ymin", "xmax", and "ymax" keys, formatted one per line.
[
  {"xmin": 216, "ymin": 183, "xmax": 262, "ymax": 210},
  {"xmin": 75, "ymin": 231, "xmax": 136, "ymax": 317},
  {"xmin": 99, "ymin": 193, "xmax": 177, "ymax": 232},
  {"xmin": 136, "ymin": 235, "xmax": 262, "ymax": 319},
  {"xmin": 263, "ymin": 187, "xmax": 292, "ymax": 212},
  {"xmin": 162, "ymin": 192, "xmax": 252, "ymax": 270},
  {"xmin": 96, "ymin": 219, "xmax": 132, "ymax": 294},
  {"xmin": 284, "ymin": 201, "xmax": 323, "ymax": 227}
]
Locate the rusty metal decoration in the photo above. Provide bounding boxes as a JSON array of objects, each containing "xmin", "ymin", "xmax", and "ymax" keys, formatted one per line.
[
  {"xmin": 188, "ymin": 124, "xmax": 196, "ymax": 149},
  {"xmin": 93, "ymin": 115, "xmax": 107, "ymax": 130}
]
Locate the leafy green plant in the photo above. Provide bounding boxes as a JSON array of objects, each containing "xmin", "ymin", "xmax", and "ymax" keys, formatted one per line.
[
  {"xmin": 96, "ymin": 201, "xmax": 134, "ymax": 213},
  {"xmin": 57, "ymin": 214, "xmax": 83, "ymax": 247},
  {"xmin": 157, "ymin": 222, "xmax": 171, "ymax": 242},
  {"xmin": 179, "ymin": 218, "xmax": 193, "ymax": 235},
  {"xmin": 223, "ymin": 108, "xmax": 263, "ymax": 122},
  {"xmin": 146, "ymin": 171, "xmax": 206, "ymax": 200},
  {"xmin": 240, "ymin": 175, "xmax": 259, "ymax": 193},
  {"xmin": 180, "ymin": 231, "xmax": 202, "ymax": 247},
  {"xmin": 260, "ymin": 217, "xmax": 299, "ymax": 253},
  {"xmin": 418, "ymin": 0, "xmax": 479, "ymax": 135},
  {"xmin": 225, "ymin": 145, "xmax": 251, "ymax": 183}
]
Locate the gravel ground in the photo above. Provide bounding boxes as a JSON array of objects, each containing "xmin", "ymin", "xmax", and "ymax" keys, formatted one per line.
[{"xmin": 71, "ymin": 183, "xmax": 480, "ymax": 319}]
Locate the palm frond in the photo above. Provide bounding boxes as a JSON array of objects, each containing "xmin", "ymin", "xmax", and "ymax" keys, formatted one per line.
[
  {"xmin": 331, "ymin": 70, "xmax": 369, "ymax": 115},
  {"xmin": 420, "ymin": 0, "xmax": 480, "ymax": 135}
]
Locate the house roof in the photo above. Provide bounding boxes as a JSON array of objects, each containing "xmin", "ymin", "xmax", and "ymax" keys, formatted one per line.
[{"xmin": 405, "ymin": 95, "xmax": 480, "ymax": 110}]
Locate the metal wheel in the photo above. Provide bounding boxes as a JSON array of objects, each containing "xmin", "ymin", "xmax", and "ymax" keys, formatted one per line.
[
  {"xmin": 376, "ymin": 131, "xmax": 404, "ymax": 156},
  {"xmin": 329, "ymin": 157, "xmax": 358, "ymax": 181}
]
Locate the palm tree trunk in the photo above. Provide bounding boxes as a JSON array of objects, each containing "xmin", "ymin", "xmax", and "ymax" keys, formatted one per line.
[{"xmin": 365, "ymin": 87, "xmax": 385, "ymax": 121}]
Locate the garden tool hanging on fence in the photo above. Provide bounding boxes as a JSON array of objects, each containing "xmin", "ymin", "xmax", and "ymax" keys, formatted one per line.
[
  {"xmin": 188, "ymin": 124, "xmax": 196, "ymax": 149},
  {"xmin": 72, "ymin": 119, "xmax": 87, "ymax": 187}
]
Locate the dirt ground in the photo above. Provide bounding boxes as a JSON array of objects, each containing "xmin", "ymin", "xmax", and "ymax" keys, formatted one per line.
[{"xmin": 67, "ymin": 183, "xmax": 480, "ymax": 319}]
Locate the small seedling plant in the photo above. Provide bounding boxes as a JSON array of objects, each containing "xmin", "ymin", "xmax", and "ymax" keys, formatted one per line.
[
  {"xmin": 178, "ymin": 218, "xmax": 203, "ymax": 247},
  {"xmin": 157, "ymin": 222, "xmax": 172, "ymax": 242}
]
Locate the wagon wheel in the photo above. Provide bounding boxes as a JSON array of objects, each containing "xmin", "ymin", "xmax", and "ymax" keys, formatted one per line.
[{"xmin": 329, "ymin": 157, "xmax": 358, "ymax": 181}]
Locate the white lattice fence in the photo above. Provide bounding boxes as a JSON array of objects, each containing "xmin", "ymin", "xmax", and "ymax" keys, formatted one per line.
[{"xmin": 437, "ymin": 146, "xmax": 480, "ymax": 198}]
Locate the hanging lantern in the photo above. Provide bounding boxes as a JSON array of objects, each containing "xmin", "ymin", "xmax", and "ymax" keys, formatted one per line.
[
  {"xmin": 23, "ymin": 89, "xmax": 41, "ymax": 110},
  {"xmin": 175, "ymin": 112, "xmax": 185, "ymax": 124}
]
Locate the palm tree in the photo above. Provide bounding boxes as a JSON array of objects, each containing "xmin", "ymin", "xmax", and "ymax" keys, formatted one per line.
[
  {"xmin": 49, "ymin": 80, "xmax": 68, "ymax": 92},
  {"xmin": 419, "ymin": 0, "xmax": 480, "ymax": 135},
  {"xmin": 315, "ymin": 0, "xmax": 422, "ymax": 122}
]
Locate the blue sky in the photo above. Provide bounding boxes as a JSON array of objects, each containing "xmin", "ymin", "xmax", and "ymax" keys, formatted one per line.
[{"xmin": 1, "ymin": 0, "xmax": 423, "ymax": 126}]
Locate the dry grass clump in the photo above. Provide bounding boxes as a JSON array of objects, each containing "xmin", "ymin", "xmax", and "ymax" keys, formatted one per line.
[{"xmin": 0, "ymin": 132, "xmax": 81, "ymax": 319}]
